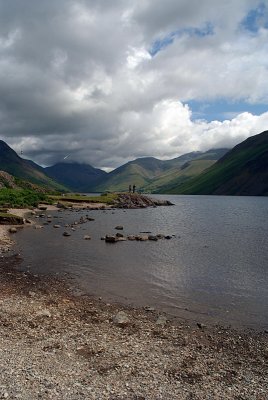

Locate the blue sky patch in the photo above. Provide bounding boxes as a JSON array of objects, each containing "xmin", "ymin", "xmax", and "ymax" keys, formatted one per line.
[
  {"xmin": 186, "ymin": 99, "xmax": 268, "ymax": 122},
  {"xmin": 150, "ymin": 22, "xmax": 214, "ymax": 56},
  {"xmin": 241, "ymin": 2, "xmax": 268, "ymax": 33}
]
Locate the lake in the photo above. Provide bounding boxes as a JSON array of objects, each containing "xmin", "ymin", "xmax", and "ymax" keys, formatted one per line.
[{"xmin": 14, "ymin": 195, "xmax": 268, "ymax": 329}]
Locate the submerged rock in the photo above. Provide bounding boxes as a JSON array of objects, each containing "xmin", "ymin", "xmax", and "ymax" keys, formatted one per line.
[
  {"xmin": 83, "ymin": 235, "xmax": 91, "ymax": 240},
  {"xmin": 115, "ymin": 225, "xmax": 124, "ymax": 230}
]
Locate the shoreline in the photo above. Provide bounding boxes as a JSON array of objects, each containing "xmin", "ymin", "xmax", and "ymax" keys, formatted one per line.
[
  {"xmin": 0, "ymin": 253, "xmax": 268, "ymax": 399},
  {"xmin": 0, "ymin": 204, "xmax": 267, "ymax": 398}
]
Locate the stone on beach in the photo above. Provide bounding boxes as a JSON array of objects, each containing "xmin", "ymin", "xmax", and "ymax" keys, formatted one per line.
[
  {"xmin": 113, "ymin": 311, "xmax": 130, "ymax": 326},
  {"xmin": 115, "ymin": 226, "xmax": 123, "ymax": 230}
]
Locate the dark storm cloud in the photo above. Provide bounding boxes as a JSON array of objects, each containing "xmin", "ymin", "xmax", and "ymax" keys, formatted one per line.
[{"xmin": 0, "ymin": 0, "xmax": 267, "ymax": 169}]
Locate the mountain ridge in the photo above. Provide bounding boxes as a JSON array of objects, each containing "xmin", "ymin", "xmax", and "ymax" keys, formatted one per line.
[{"xmin": 168, "ymin": 130, "xmax": 268, "ymax": 196}]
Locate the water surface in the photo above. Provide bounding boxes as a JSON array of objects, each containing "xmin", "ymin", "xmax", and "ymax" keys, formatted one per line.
[{"xmin": 15, "ymin": 195, "xmax": 268, "ymax": 329}]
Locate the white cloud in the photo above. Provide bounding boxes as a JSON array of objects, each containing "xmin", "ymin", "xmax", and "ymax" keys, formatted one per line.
[{"xmin": 0, "ymin": 0, "xmax": 267, "ymax": 168}]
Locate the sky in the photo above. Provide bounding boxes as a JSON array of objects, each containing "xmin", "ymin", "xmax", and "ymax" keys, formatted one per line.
[{"xmin": 0, "ymin": 0, "xmax": 267, "ymax": 170}]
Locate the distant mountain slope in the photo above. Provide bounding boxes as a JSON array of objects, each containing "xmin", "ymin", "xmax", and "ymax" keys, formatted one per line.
[
  {"xmin": 45, "ymin": 162, "xmax": 107, "ymax": 192},
  {"xmin": 94, "ymin": 157, "xmax": 167, "ymax": 192},
  {"xmin": 169, "ymin": 131, "xmax": 268, "ymax": 196},
  {"xmin": 0, "ymin": 140, "xmax": 67, "ymax": 191},
  {"xmin": 94, "ymin": 149, "xmax": 229, "ymax": 193}
]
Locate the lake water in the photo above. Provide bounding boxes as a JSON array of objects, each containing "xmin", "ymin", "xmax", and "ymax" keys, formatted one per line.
[{"xmin": 15, "ymin": 195, "xmax": 268, "ymax": 329}]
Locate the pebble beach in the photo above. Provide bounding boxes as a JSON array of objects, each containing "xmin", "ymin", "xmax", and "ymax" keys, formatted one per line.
[{"xmin": 0, "ymin": 206, "xmax": 267, "ymax": 399}]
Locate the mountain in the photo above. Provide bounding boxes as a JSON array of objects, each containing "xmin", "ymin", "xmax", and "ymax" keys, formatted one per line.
[
  {"xmin": 169, "ymin": 131, "xmax": 268, "ymax": 196},
  {"xmin": 45, "ymin": 162, "xmax": 107, "ymax": 192},
  {"xmin": 93, "ymin": 157, "xmax": 168, "ymax": 192},
  {"xmin": 94, "ymin": 149, "xmax": 229, "ymax": 193},
  {"xmin": 0, "ymin": 140, "xmax": 67, "ymax": 191}
]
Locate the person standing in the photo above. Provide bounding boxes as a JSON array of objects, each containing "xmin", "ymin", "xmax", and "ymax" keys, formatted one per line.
[
  {"xmin": 129, "ymin": 184, "xmax": 132, "ymax": 193},
  {"xmin": 133, "ymin": 184, "xmax": 136, "ymax": 193}
]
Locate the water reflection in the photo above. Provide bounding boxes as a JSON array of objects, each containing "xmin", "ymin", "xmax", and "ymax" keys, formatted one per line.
[{"xmin": 15, "ymin": 195, "xmax": 268, "ymax": 328}]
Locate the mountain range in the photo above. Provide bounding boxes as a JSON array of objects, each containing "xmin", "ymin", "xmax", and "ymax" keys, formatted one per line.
[
  {"xmin": 0, "ymin": 131, "xmax": 267, "ymax": 196},
  {"xmin": 168, "ymin": 130, "xmax": 268, "ymax": 196}
]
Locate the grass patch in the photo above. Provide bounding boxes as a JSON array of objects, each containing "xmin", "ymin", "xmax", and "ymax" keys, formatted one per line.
[
  {"xmin": 0, "ymin": 188, "xmax": 52, "ymax": 208},
  {"xmin": 49, "ymin": 193, "xmax": 118, "ymax": 205}
]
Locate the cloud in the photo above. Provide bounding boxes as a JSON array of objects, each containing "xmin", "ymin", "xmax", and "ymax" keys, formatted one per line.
[{"xmin": 0, "ymin": 0, "xmax": 267, "ymax": 169}]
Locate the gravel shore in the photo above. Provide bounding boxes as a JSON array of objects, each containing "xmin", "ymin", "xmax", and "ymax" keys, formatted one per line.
[{"xmin": 0, "ymin": 253, "xmax": 267, "ymax": 400}]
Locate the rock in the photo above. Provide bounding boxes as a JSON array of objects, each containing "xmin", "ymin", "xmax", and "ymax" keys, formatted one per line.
[
  {"xmin": 83, "ymin": 235, "xmax": 91, "ymax": 240},
  {"xmin": 87, "ymin": 217, "xmax": 95, "ymax": 221},
  {"xmin": 25, "ymin": 219, "xmax": 32, "ymax": 224},
  {"xmin": 34, "ymin": 225, "xmax": 43, "ymax": 229},
  {"xmin": 29, "ymin": 291, "xmax": 36, "ymax": 297},
  {"xmin": 8, "ymin": 227, "xmax": 17, "ymax": 233},
  {"xmin": 156, "ymin": 234, "xmax": 165, "ymax": 239},
  {"xmin": 127, "ymin": 235, "xmax": 136, "ymax": 241},
  {"xmin": 105, "ymin": 235, "xmax": 118, "ymax": 243},
  {"xmin": 63, "ymin": 231, "xmax": 71, "ymax": 236},
  {"xmin": 115, "ymin": 232, "xmax": 124, "ymax": 238},
  {"xmin": 113, "ymin": 311, "xmax": 129, "ymax": 326},
  {"xmin": 36, "ymin": 309, "xmax": 51, "ymax": 318},
  {"xmin": 53, "ymin": 224, "xmax": 61, "ymax": 228},
  {"xmin": 140, "ymin": 235, "xmax": 148, "ymax": 241},
  {"xmin": 38, "ymin": 206, "xmax": 47, "ymax": 210},
  {"xmin": 0, "ymin": 214, "xmax": 24, "ymax": 225},
  {"xmin": 100, "ymin": 236, "xmax": 105, "ymax": 240},
  {"xmin": 165, "ymin": 235, "xmax": 172, "ymax": 240},
  {"xmin": 197, "ymin": 322, "xmax": 206, "ymax": 330},
  {"xmin": 115, "ymin": 226, "xmax": 123, "ymax": 230},
  {"xmin": 31, "ymin": 211, "xmax": 36, "ymax": 215},
  {"xmin": 156, "ymin": 316, "xmax": 168, "ymax": 326},
  {"xmin": 117, "ymin": 237, "xmax": 127, "ymax": 241},
  {"xmin": 148, "ymin": 235, "xmax": 158, "ymax": 241},
  {"xmin": 144, "ymin": 306, "xmax": 155, "ymax": 312}
]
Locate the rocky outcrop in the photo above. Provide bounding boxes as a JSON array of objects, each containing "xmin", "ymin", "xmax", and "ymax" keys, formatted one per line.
[
  {"xmin": 0, "ymin": 213, "xmax": 24, "ymax": 225},
  {"xmin": 115, "ymin": 193, "xmax": 173, "ymax": 209}
]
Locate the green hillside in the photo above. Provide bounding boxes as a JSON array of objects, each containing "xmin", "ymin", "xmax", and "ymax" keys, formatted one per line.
[
  {"xmin": 0, "ymin": 140, "xmax": 67, "ymax": 192},
  {"xmin": 169, "ymin": 131, "xmax": 268, "ymax": 196},
  {"xmin": 94, "ymin": 157, "xmax": 167, "ymax": 192},
  {"xmin": 94, "ymin": 149, "xmax": 228, "ymax": 193}
]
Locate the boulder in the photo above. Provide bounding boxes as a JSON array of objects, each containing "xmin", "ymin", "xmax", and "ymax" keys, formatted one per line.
[
  {"xmin": 113, "ymin": 311, "xmax": 129, "ymax": 326},
  {"xmin": 117, "ymin": 237, "xmax": 127, "ymax": 241},
  {"xmin": 9, "ymin": 227, "xmax": 17, "ymax": 233},
  {"xmin": 63, "ymin": 231, "xmax": 71, "ymax": 237},
  {"xmin": 116, "ymin": 232, "xmax": 124, "ymax": 238},
  {"xmin": 115, "ymin": 225, "xmax": 123, "ymax": 230},
  {"xmin": 156, "ymin": 316, "xmax": 168, "ymax": 326},
  {"xmin": 127, "ymin": 235, "xmax": 136, "ymax": 241},
  {"xmin": 148, "ymin": 235, "xmax": 158, "ymax": 241},
  {"xmin": 38, "ymin": 206, "xmax": 47, "ymax": 211},
  {"xmin": 53, "ymin": 224, "xmax": 61, "ymax": 228},
  {"xmin": 105, "ymin": 235, "xmax": 118, "ymax": 243}
]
